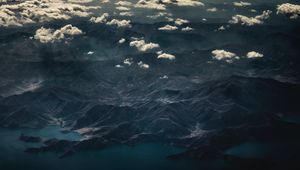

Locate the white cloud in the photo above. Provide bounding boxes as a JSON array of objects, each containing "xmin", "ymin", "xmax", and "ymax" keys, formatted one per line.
[
  {"xmin": 138, "ymin": 61, "xmax": 149, "ymax": 69},
  {"xmin": 124, "ymin": 58, "xmax": 133, "ymax": 65},
  {"xmin": 176, "ymin": 0, "xmax": 204, "ymax": 7},
  {"xmin": 99, "ymin": 0, "xmax": 109, "ymax": 3},
  {"xmin": 251, "ymin": 9, "xmax": 257, "ymax": 13},
  {"xmin": 116, "ymin": 6, "xmax": 131, "ymax": 11},
  {"xmin": 156, "ymin": 51, "xmax": 163, "ymax": 55},
  {"xmin": 229, "ymin": 10, "xmax": 272, "ymax": 26},
  {"xmin": 0, "ymin": 0, "xmax": 99, "ymax": 27},
  {"xmin": 87, "ymin": 51, "xmax": 94, "ymax": 55},
  {"xmin": 119, "ymin": 38, "xmax": 126, "ymax": 44},
  {"xmin": 255, "ymin": 10, "xmax": 272, "ymax": 20},
  {"xmin": 162, "ymin": 0, "xmax": 205, "ymax": 7},
  {"xmin": 115, "ymin": 64, "xmax": 124, "ymax": 68},
  {"xmin": 159, "ymin": 75, "xmax": 168, "ymax": 79},
  {"xmin": 182, "ymin": 26, "xmax": 194, "ymax": 31},
  {"xmin": 165, "ymin": 17, "xmax": 174, "ymax": 22},
  {"xmin": 247, "ymin": 51, "xmax": 264, "ymax": 58},
  {"xmin": 207, "ymin": 7, "xmax": 217, "ymax": 12},
  {"xmin": 115, "ymin": 1, "xmax": 132, "ymax": 6},
  {"xmin": 174, "ymin": 18, "xmax": 189, "ymax": 25},
  {"xmin": 119, "ymin": 11, "xmax": 133, "ymax": 16},
  {"xmin": 68, "ymin": 0, "xmax": 93, "ymax": 3},
  {"xmin": 277, "ymin": 3, "xmax": 300, "ymax": 19},
  {"xmin": 233, "ymin": 1, "xmax": 251, "ymax": 7},
  {"xmin": 130, "ymin": 39, "xmax": 160, "ymax": 52},
  {"xmin": 147, "ymin": 12, "xmax": 171, "ymax": 19},
  {"xmin": 134, "ymin": 0, "xmax": 204, "ymax": 11},
  {"xmin": 90, "ymin": 13, "xmax": 109, "ymax": 23},
  {"xmin": 211, "ymin": 49, "xmax": 239, "ymax": 63},
  {"xmin": 34, "ymin": 24, "xmax": 83, "ymax": 43},
  {"xmin": 218, "ymin": 25, "xmax": 226, "ymax": 31},
  {"xmin": 158, "ymin": 24, "xmax": 178, "ymax": 31},
  {"xmin": 230, "ymin": 15, "xmax": 262, "ymax": 26},
  {"xmin": 106, "ymin": 19, "xmax": 132, "ymax": 28},
  {"xmin": 90, "ymin": 13, "xmax": 131, "ymax": 28},
  {"xmin": 135, "ymin": 0, "xmax": 166, "ymax": 10},
  {"xmin": 157, "ymin": 53, "xmax": 176, "ymax": 60}
]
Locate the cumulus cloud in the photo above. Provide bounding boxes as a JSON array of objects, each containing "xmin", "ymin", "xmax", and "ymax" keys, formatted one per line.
[
  {"xmin": 159, "ymin": 75, "xmax": 168, "ymax": 79},
  {"xmin": 207, "ymin": 7, "xmax": 217, "ymax": 12},
  {"xmin": 90, "ymin": 13, "xmax": 131, "ymax": 28},
  {"xmin": 90, "ymin": 13, "xmax": 109, "ymax": 23},
  {"xmin": 162, "ymin": 0, "xmax": 204, "ymax": 7},
  {"xmin": 116, "ymin": 6, "xmax": 131, "ymax": 11},
  {"xmin": 157, "ymin": 53, "xmax": 176, "ymax": 60},
  {"xmin": 147, "ymin": 12, "xmax": 171, "ymax": 19},
  {"xmin": 115, "ymin": 64, "xmax": 124, "ymax": 68},
  {"xmin": 106, "ymin": 19, "xmax": 132, "ymax": 28},
  {"xmin": 0, "ymin": 0, "xmax": 99, "ymax": 27},
  {"xmin": 217, "ymin": 25, "xmax": 226, "ymax": 31},
  {"xmin": 251, "ymin": 9, "xmax": 257, "ymax": 13},
  {"xmin": 115, "ymin": 1, "xmax": 132, "ymax": 6},
  {"xmin": 229, "ymin": 10, "xmax": 272, "ymax": 26},
  {"xmin": 158, "ymin": 24, "xmax": 178, "ymax": 31},
  {"xmin": 211, "ymin": 49, "xmax": 240, "ymax": 63},
  {"xmin": 233, "ymin": 1, "xmax": 251, "ymax": 7},
  {"xmin": 138, "ymin": 61, "xmax": 149, "ymax": 69},
  {"xmin": 34, "ymin": 24, "xmax": 83, "ymax": 43},
  {"xmin": 135, "ymin": 0, "xmax": 166, "ymax": 10},
  {"xmin": 156, "ymin": 51, "xmax": 163, "ymax": 55},
  {"xmin": 165, "ymin": 17, "xmax": 174, "ymax": 22},
  {"xmin": 247, "ymin": 51, "xmax": 264, "ymax": 58},
  {"xmin": 119, "ymin": 38, "xmax": 126, "ymax": 44},
  {"xmin": 130, "ymin": 38, "xmax": 160, "ymax": 52},
  {"xmin": 255, "ymin": 10, "xmax": 272, "ymax": 20},
  {"xmin": 87, "ymin": 51, "xmax": 94, "ymax": 55},
  {"xmin": 182, "ymin": 26, "xmax": 194, "ymax": 31},
  {"xmin": 134, "ymin": 0, "xmax": 204, "ymax": 11},
  {"xmin": 123, "ymin": 58, "xmax": 134, "ymax": 66},
  {"xmin": 277, "ymin": 3, "xmax": 300, "ymax": 19},
  {"xmin": 119, "ymin": 11, "xmax": 133, "ymax": 16},
  {"xmin": 68, "ymin": 0, "xmax": 93, "ymax": 3},
  {"xmin": 174, "ymin": 18, "xmax": 189, "ymax": 25}
]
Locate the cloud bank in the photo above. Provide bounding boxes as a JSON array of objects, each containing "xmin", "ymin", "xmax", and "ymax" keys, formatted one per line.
[
  {"xmin": 0, "ymin": 0, "xmax": 99, "ymax": 27},
  {"xmin": 34, "ymin": 24, "xmax": 83, "ymax": 43},
  {"xmin": 277, "ymin": 3, "xmax": 300, "ymax": 19},
  {"xmin": 229, "ymin": 10, "xmax": 272, "ymax": 26},
  {"xmin": 130, "ymin": 39, "xmax": 160, "ymax": 52},
  {"xmin": 211, "ymin": 49, "xmax": 239, "ymax": 63}
]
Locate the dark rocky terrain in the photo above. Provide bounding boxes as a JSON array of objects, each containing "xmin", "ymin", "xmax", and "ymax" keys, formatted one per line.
[{"xmin": 1, "ymin": 75, "xmax": 300, "ymax": 167}]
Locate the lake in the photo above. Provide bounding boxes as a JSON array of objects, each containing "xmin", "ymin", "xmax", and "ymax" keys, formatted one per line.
[
  {"xmin": 0, "ymin": 126, "xmax": 200, "ymax": 170},
  {"xmin": 225, "ymin": 140, "xmax": 300, "ymax": 160}
]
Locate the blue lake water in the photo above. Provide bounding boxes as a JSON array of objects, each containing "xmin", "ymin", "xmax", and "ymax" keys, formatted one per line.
[
  {"xmin": 0, "ymin": 126, "xmax": 201, "ymax": 170},
  {"xmin": 1, "ymin": 126, "xmax": 299, "ymax": 170},
  {"xmin": 282, "ymin": 115, "xmax": 300, "ymax": 124},
  {"xmin": 225, "ymin": 140, "xmax": 300, "ymax": 160},
  {"xmin": 0, "ymin": 126, "xmax": 81, "ymax": 153}
]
